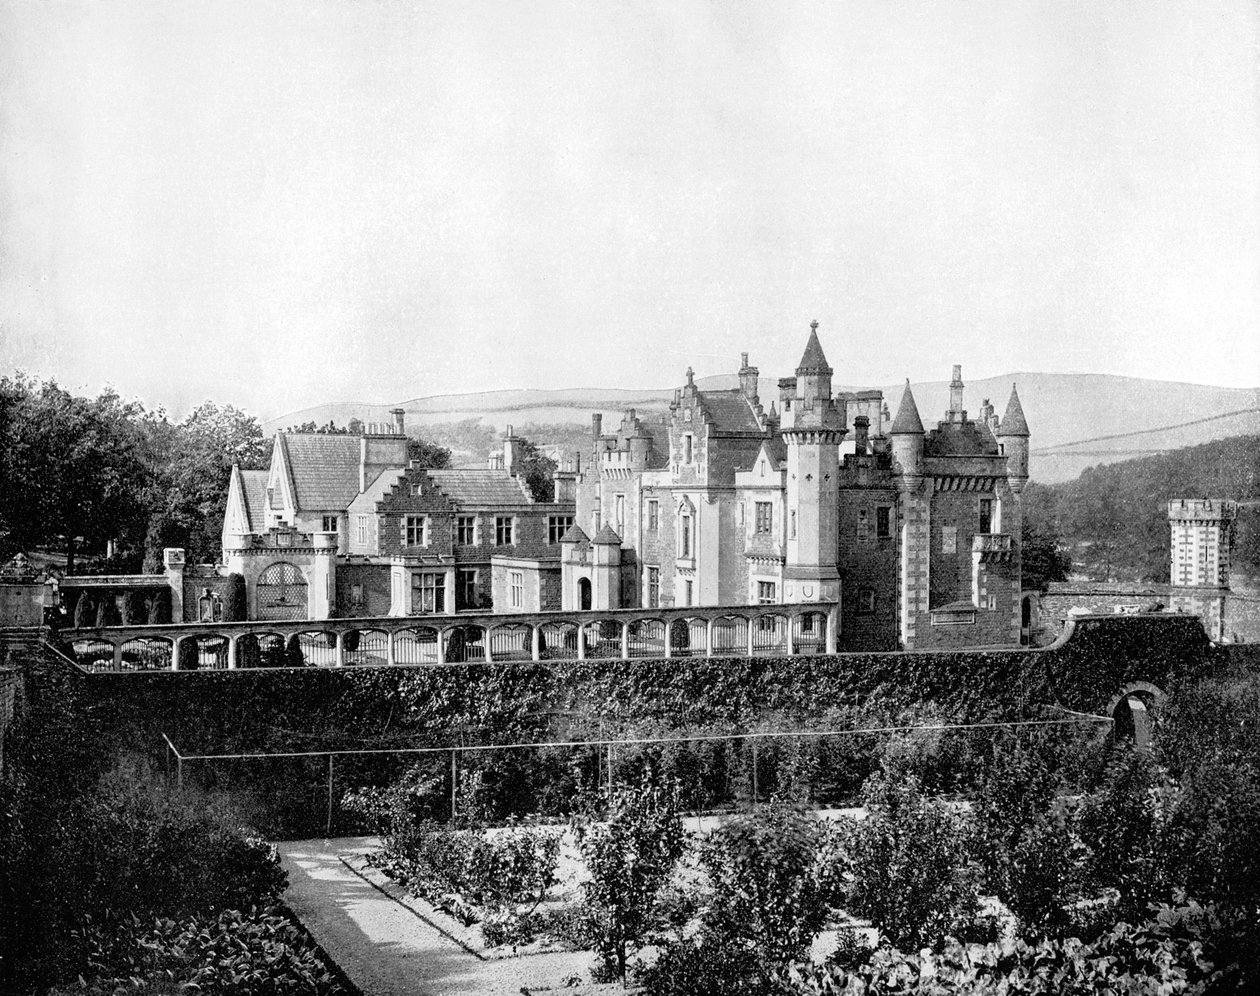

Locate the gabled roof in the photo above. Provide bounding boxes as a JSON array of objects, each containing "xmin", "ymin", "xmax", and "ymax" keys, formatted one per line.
[
  {"xmin": 997, "ymin": 385, "xmax": 1030, "ymax": 437},
  {"xmin": 426, "ymin": 469, "xmax": 533, "ymax": 506},
  {"xmin": 796, "ymin": 325, "xmax": 832, "ymax": 374},
  {"xmin": 696, "ymin": 389, "xmax": 763, "ymax": 434},
  {"xmin": 279, "ymin": 433, "xmax": 363, "ymax": 511},
  {"xmin": 237, "ymin": 469, "xmax": 268, "ymax": 532},
  {"xmin": 889, "ymin": 382, "xmax": 925, "ymax": 434},
  {"xmin": 347, "ymin": 466, "xmax": 408, "ymax": 515},
  {"xmin": 924, "ymin": 421, "xmax": 1001, "ymax": 457},
  {"xmin": 592, "ymin": 523, "xmax": 623, "ymax": 545}
]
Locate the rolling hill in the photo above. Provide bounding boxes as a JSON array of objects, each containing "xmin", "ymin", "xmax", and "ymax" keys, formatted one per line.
[{"xmin": 264, "ymin": 374, "xmax": 1260, "ymax": 484}]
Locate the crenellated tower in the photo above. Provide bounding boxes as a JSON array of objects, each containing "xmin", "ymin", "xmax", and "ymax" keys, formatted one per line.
[
  {"xmin": 890, "ymin": 381, "xmax": 928, "ymax": 647},
  {"xmin": 781, "ymin": 321, "xmax": 846, "ymax": 603}
]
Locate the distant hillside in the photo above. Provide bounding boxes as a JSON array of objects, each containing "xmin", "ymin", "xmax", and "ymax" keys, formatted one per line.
[
  {"xmin": 264, "ymin": 373, "xmax": 1260, "ymax": 483},
  {"xmin": 1027, "ymin": 433, "xmax": 1260, "ymax": 586}
]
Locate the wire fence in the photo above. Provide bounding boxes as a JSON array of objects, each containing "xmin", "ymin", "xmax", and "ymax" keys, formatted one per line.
[{"xmin": 162, "ymin": 713, "xmax": 1115, "ymax": 838}]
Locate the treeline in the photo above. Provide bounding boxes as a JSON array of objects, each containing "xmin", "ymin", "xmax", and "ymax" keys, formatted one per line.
[{"xmin": 1026, "ymin": 434, "xmax": 1260, "ymax": 583}]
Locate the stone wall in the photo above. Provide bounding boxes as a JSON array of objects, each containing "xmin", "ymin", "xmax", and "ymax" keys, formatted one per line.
[{"xmin": 0, "ymin": 666, "xmax": 22, "ymax": 771}]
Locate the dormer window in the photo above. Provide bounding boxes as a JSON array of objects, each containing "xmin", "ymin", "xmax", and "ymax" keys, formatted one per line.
[{"xmin": 412, "ymin": 483, "xmax": 423, "ymax": 496}]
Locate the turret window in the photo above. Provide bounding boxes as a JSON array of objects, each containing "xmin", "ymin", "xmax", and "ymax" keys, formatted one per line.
[
  {"xmin": 876, "ymin": 506, "xmax": 891, "ymax": 540},
  {"xmin": 979, "ymin": 499, "xmax": 993, "ymax": 534},
  {"xmin": 680, "ymin": 512, "xmax": 693, "ymax": 558},
  {"xmin": 754, "ymin": 502, "xmax": 773, "ymax": 534}
]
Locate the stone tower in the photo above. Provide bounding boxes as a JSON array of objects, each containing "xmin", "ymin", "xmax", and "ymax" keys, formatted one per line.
[
  {"xmin": 781, "ymin": 321, "xmax": 845, "ymax": 604},
  {"xmin": 889, "ymin": 381, "xmax": 928, "ymax": 648},
  {"xmin": 1167, "ymin": 498, "xmax": 1238, "ymax": 640},
  {"xmin": 996, "ymin": 385, "xmax": 1030, "ymax": 494}
]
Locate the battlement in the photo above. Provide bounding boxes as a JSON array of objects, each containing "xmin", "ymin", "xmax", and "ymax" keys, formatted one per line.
[{"xmin": 1168, "ymin": 499, "xmax": 1239, "ymax": 523}]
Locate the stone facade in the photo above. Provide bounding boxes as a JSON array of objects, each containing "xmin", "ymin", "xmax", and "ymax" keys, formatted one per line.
[{"xmin": 564, "ymin": 325, "xmax": 1030, "ymax": 651}]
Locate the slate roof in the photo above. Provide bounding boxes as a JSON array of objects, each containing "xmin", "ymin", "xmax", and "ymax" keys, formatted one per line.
[
  {"xmin": 796, "ymin": 327, "xmax": 832, "ymax": 373},
  {"xmin": 889, "ymin": 383, "xmax": 925, "ymax": 434},
  {"xmin": 238, "ymin": 469, "xmax": 269, "ymax": 532},
  {"xmin": 560, "ymin": 524, "xmax": 589, "ymax": 544},
  {"xmin": 279, "ymin": 433, "xmax": 363, "ymax": 511},
  {"xmin": 592, "ymin": 523, "xmax": 623, "ymax": 545},
  {"xmin": 347, "ymin": 467, "xmax": 407, "ymax": 515},
  {"xmin": 426, "ymin": 469, "xmax": 533, "ymax": 506},
  {"xmin": 697, "ymin": 389, "xmax": 763, "ymax": 434},
  {"xmin": 997, "ymin": 385, "xmax": 1030, "ymax": 437},
  {"xmin": 924, "ymin": 421, "xmax": 1001, "ymax": 457}
]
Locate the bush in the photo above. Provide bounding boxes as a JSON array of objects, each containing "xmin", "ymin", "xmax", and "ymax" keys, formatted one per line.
[
  {"xmin": 179, "ymin": 637, "xmax": 202, "ymax": 670},
  {"xmin": 147, "ymin": 586, "xmax": 171, "ymax": 623},
  {"xmin": 72, "ymin": 593, "xmax": 93, "ymax": 628},
  {"xmin": 225, "ymin": 572, "xmax": 247, "ymax": 621},
  {"xmin": 284, "ymin": 634, "xmax": 306, "ymax": 667},
  {"xmin": 575, "ymin": 777, "xmax": 687, "ymax": 982},
  {"xmin": 844, "ymin": 771, "xmax": 981, "ymax": 950},
  {"xmin": 94, "ymin": 595, "xmax": 119, "ymax": 628},
  {"xmin": 120, "ymin": 588, "xmax": 145, "ymax": 625}
]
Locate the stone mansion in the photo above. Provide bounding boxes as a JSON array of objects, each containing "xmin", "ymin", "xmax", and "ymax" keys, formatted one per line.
[{"xmin": 218, "ymin": 321, "xmax": 1032, "ymax": 651}]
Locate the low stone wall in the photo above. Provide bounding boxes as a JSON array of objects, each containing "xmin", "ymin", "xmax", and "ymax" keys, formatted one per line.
[{"xmin": 0, "ymin": 666, "xmax": 23, "ymax": 771}]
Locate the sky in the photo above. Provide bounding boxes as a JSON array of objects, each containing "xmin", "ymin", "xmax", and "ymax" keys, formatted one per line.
[{"xmin": 1, "ymin": 0, "xmax": 1257, "ymax": 422}]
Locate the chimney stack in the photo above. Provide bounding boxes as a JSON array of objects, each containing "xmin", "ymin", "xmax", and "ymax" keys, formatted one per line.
[
  {"xmin": 738, "ymin": 352, "xmax": 760, "ymax": 402},
  {"xmin": 592, "ymin": 413, "xmax": 603, "ymax": 439},
  {"xmin": 853, "ymin": 415, "xmax": 870, "ymax": 453},
  {"xmin": 390, "ymin": 408, "xmax": 405, "ymax": 435}
]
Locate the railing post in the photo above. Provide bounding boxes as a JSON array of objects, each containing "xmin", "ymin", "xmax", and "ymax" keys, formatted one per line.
[
  {"xmin": 786, "ymin": 614, "xmax": 796, "ymax": 655},
  {"xmin": 620, "ymin": 621, "xmax": 630, "ymax": 660},
  {"xmin": 663, "ymin": 618, "xmax": 672, "ymax": 659},
  {"xmin": 826, "ymin": 607, "xmax": 838, "ymax": 654},
  {"xmin": 435, "ymin": 629, "xmax": 446, "ymax": 664},
  {"xmin": 171, "ymin": 637, "xmax": 181, "ymax": 671},
  {"xmin": 112, "ymin": 641, "xmax": 124, "ymax": 671},
  {"xmin": 334, "ymin": 631, "xmax": 345, "ymax": 667},
  {"xmin": 484, "ymin": 627, "xmax": 493, "ymax": 663},
  {"xmin": 706, "ymin": 618, "xmax": 715, "ymax": 658},
  {"xmin": 386, "ymin": 630, "xmax": 396, "ymax": 666},
  {"xmin": 227, "ymin": 635, "xmax": 238, "ymax": 670},
  {"xmin": 531, "ymin": 624, "xmax": 541, "ymax": 662},
  {"xmin": 577, "ymin": 622, "xmax": 586, "ymax": 660},
  {"xmin": 747, "ymin": 613, "xmax": 755, "ymax": 657}
]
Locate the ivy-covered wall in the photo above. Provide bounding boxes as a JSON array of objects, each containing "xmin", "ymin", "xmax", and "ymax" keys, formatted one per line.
[{"xmin": 75, "ymin": 614, "xmax": 1220, "ymax": 759}]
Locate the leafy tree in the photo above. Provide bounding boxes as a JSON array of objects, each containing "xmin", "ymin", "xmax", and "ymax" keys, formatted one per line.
[
  {"xmin": 224, "ymin": 574, "xmax": 247, "ymax": 622},
  {"xmin": 147, "ymin": 587, "xmax": 171, "ymax": 624},
  {"xmin": 406, "ymin": 437, "xmax": 451, "ymax": 470},
  {"xmin": 574, "ymin": 778, "xmax": 686, "ymax": 982},
  {"xmin": 72, "ymin": 593, "xmax": 94, "ymax": 629},
  {"xmin": 845, "ymin": 771, "xmax": 981, "ymax": 950},
  {"xmin": 284, "ymin": 634, "xmax": 306, "ymax": 668},
  {"xmin": 515, "ymin": 437, "xmax": 557, "ymax": 502},
  {"xmin": 120, "ymin": 589, "xmax": 146, "ymax": 626}
]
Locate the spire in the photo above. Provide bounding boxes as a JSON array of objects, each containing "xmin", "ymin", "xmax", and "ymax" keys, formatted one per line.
[
  {"xmin": 889, "ymin": 380, "xmax": 925, "ymax": 435},
  {"xmin": 996, "ymin": 384, "xmax": 1030, "ymax": 437},
  {"xmin": 796, "ymin": 320, "xmax": 832, "ymax": 375}
]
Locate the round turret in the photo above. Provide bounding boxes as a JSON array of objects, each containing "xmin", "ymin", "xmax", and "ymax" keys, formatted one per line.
[
  {"xmin": 996, "ymin": 384, "xmax": 1030, "ymax": 487},
  {"xmin": 889, "ymin": 381, "xmax": 925, "ymax": 479}
]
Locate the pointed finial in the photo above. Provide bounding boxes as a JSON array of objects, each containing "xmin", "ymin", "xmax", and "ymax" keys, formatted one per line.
[
  {"xmin": 810, "ymin": 319, "xmax": 819, "ymax": 332},
  {"xmin": 686, "ymin": 366, "xmax": 694, "ymax": 386}
]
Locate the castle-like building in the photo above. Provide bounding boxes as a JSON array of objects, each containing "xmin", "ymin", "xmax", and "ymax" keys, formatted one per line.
[
  {"xmin": 560, "ymin": 322, "xmax": 1031, "ymax": 650},
  {"xmin": 214, "ymin": 322, "xmax": 1031, "ymax": 651}
]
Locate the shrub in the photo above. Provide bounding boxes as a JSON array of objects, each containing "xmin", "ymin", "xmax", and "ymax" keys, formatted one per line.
[
  {"xmin": 225, "ymin": 573, "xmax": 247, "ymax": 622},
  {"xmin": 120, "ymin": 588, "xmax": 145, "ymax": 625},
  {"xmin": 237, "ymin": 633, "xmax": 261, "ymax": 669},
  {"xmin": 147, "ymin": 586, "xmax": 171, "ymax": 623},
  {"xmin": 575, "ymin": 777, "xmax": 687, "ymax": 982},
  {"xmin": 844, "ymin": 771, "xmax": 981, "ymax": 950},
  {"xmin": 72, "ymin": 593, "xmax": 93, "ymax": 628},
  {"xmin": 178, "ymin": 638, "xmax": 202, "ymax": 671},
  {"xmin": 94, "ymin": 595, "xmax": 118, "ymax": 628},
  {"xmin": 284, "ymin": 634, "xmax": 306, "ymax": 667}
]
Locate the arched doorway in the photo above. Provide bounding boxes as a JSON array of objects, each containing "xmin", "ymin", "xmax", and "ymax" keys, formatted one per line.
[
  {"xmin": 578, "ymin": 577, "xmax": 592, "ymax": 611},
  {"xmin": 1108, "ymin": 682, "xmax": 1163, "ymax": 749},
  {"xmin": 256, "ymin": 562, "xmax": 307, "ymax": 621},
  {"xmin": 1020, "ymin": 595, "xmax": 1033, "ymax": 645}
]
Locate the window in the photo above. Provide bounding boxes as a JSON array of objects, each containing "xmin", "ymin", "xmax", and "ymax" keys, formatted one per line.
[
  {"xmin": 876, "ymin": 506, "xmax": 891, "ymax": 540},
  {"xmin": 509, "ymin": 570, "xmax": 524, "ymax": 608},
  {"xmin": 942, "ymin": 526, "xmax": 957, "ymax": 554},
  {"xmin": 356, "ymin": 515, "xmax": 369, "ymax": 545},
  {"xmin": 456, "ymin": 568, "xmax": 478, "ymax": 610},
  {"xmin": 647, "ymin": 500, "xmax": 659, "ymax": 531},
  {"xmin": 548, "ymin": 515, "xmax": 574, "ymax": 544},
  {"xmin": 495, "ymin": 516, "xmax": 514, "ymax": 546},
  {"xmin": 683, "ymin": 579, "xmax": 693, "ymax": 606},
  {"xmin": 754, "ymin": 502, "xmax": 773, "ymax": 534},
  {"xmin": 411, "ymin": 483, "xmax": 423, "ymax": 496},
  {"xmin": 858, "ymin": 589, "xmax": 876, "ymax": 614},
  {"xmin": 405, "ymin": 515, "xmax": 427, "ymax": 547},
  {"xmin": 680, "ymin": 512, "xmax": 692, "ymax": 558},
  {"xmin": 350, "ymin": 583, "xmax": 364, "ymax": 607},
  {"xmin": 790, "ymin": 509, "xmax": 797, "ymax": 539},
  {"xmin": 684, "ymin": 434, "xmax": 693, "ymax": 464},
  {"xmin": 457, "ymin": 515, "xmax": 476, "ymax": 545},
  {"xmin": 647, "ymin": 566, "xmax": 660, "ymax": 608},
  {"xmin": 757, "ymin": 580, "xmax": 776, "ymax": 604},
  {"xmin": 615, "ymin": 494, "xmax": 625, "ymax": 531},
  {"xmin": 414, "ymin": 572, "xmax": 445, "ymax": 613},
  {"xmin": 321, "ymin": 514, "xmax": 338, "ymax": 533},
  {"xmin": 979, "ymin": 498, "xmax": 993, "ymax": 534}
]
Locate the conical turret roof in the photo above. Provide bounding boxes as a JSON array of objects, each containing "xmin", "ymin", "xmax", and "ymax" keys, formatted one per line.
[
  {"xmin": 889, "ymin": 381, "xmax": 925, "ymax": 434},
  {"xmin": 591, "ymin": 523, "xmax": 623, "ymax": 545},
  {"xmin": 996, "ymin": 385, "xmax": 1030, "ymax": 437},
  {"xmin": 795, "ymin": 321, "xmax": 832, "ymax": 375}
]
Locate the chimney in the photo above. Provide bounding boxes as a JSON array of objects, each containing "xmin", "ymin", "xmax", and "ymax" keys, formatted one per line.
[
  {"xmin": 949, "ymin": 364, "xmax": 965, "ymax": 420},
  {"xmin": 853, "ymin": 415, "xmax": 870, "ymax": 453},
  {"xmin": 390, "ymin": 408, "xmax": 405, "ymax": 435},
  {"xmin": 503, "ymin": 424, "xmax": 522, "ymax": 475},
  {"xmin": 738, "ymin": 352, "xmax": 760, "ymax": 402},
  {"xmin": 592, "ymin": 413, "xmax": 603, "ymax": 439}
]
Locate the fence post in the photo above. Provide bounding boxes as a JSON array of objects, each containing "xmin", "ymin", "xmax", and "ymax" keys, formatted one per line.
[
  {"xmin": 326, "ymin": 754, "xmax": 334, "ymax": 837},
  {"xmin": 751, "ymin": 738, "xmax": 758, "ymax": 804},
  {"xmin": 450, "ymin": 748, "xmax": 457, "ymax": 818}
]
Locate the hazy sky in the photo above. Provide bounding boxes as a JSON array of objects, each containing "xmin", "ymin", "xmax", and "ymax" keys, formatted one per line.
[{"xmin": 2, "ymin": 0, "xmax": 1257, "ymax": 421}]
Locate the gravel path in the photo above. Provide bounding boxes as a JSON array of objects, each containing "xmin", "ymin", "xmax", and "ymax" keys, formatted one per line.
[{"xmin": 279, "ymin": 837, "xmax": 610, "ymax": 996}]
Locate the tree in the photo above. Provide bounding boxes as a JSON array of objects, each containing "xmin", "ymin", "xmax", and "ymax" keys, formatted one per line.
[
  {"xmin": 845, "ymin": 771, "xmax": 981, "ymax": 950},
  {"xmin": 406, "ymin": 437, "xmax": 451, "ymax": 470},
  {"xmin": 575, "ymin": 778, "xmax": 686, "ymax": 983},
  {"xmin": 284, "ymin": 634, "xmax": 306, "ymax": 668},
  {"xmin": 515, "ymin": 438, "xmax": 557, "ymax": 502},
  {"xmin": 224, "ymin": 574, "xmax": 247, "ymax": 622}
]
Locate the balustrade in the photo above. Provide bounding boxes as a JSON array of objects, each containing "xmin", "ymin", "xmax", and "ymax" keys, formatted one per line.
[{"xmin": 64, "ymin": 601, "xmax": 839, "ymax": 672}]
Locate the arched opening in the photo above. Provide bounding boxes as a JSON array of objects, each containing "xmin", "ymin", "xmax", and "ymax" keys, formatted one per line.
[
  {"xmin": 343, "ymin": 629, "xmax": 388, "ymax": 666},
  {"xmin": 539, "ymin": 621, "xmax": 578, "ymax": 660},
  {"xmin": 792, "ymin": 611, "xmax": 827, "ymax": 654},
  {"xmin": 1021, "ymin": 595, "xmax": 1033, "ymax": 646},
  {"xmin": 120, "ymin": 637, "xmax": 172, "ymax": 671},
  {"xmin": 627, "ymin": 618, "xmax": 666, "ymax": 657},
  {"xmin": 578, "ymin": 577, "xmax": 592, "ymax": 611},
  {"xmin": 1108, "ymin": 682, "xmax": 1163, "ymax": 749},
  {"xmin": 710, "ymin": 615, "xmax": 749, "ymax": 655},
  {"xmin": 395, "ymin": 626, "xmax": 440, "ymax": 664},
  {"xmin": 488, "ymin": 623, "xmax": 534, "ymax": 661},
  {"xmin": 752, "ymin": 613, "xmax": 789, "ymax": 654},
  {"xmin": 256, "ymin": 562, "xmax": 308, "ymax": 620}
]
